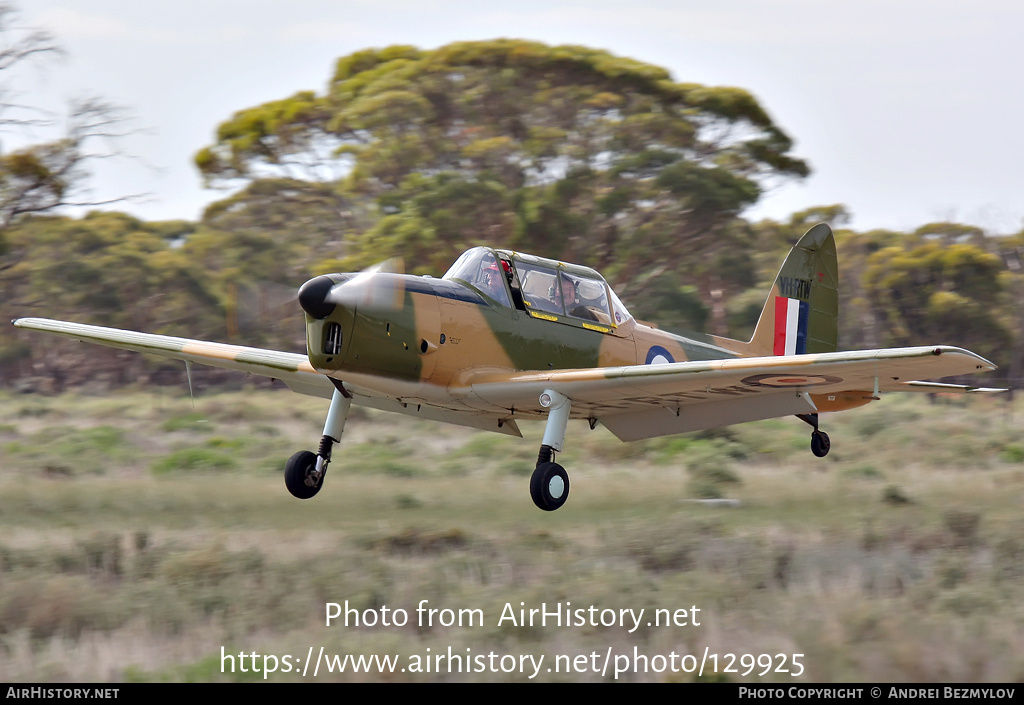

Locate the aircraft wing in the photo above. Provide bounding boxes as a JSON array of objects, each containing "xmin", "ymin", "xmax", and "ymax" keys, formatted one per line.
[
  {"xmin": 13, "ymin": 318, "xmax": 999, "ymax": 442},
  {"xmin": 12, "ymin": 317, "xmax": 335, "ymax": 397},
  {"xmin": 11, "ymin": 317, "xmax": 524, "ymax": 436},
  {"xmin": 460, "ymin": 346, "xmax": 1002, "ymax": 441}
]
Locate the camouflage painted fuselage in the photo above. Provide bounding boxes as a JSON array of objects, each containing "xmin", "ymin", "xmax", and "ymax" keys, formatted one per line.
[
  {"xmin": 303, "ymin": 248, "xmax": 747, "ymax": 416},
  {"xmin": 14, "ymin": 223, "xmax": 996, "ymax": 446},
  {"xmin": 299, "ymin": 226, "xmax": 867, "ymax": 423}
]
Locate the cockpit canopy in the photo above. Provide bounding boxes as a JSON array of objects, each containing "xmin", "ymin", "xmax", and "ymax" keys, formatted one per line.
[{"xmin": 442, "ymin": 247, "xmax": 633, "ymax": 327}]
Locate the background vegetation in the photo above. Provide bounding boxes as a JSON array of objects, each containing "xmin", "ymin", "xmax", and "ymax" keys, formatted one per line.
[
  {"xmin": 2, "ymin": 10, "xmax": 1022, "ymax": 682},
  {"xmin": 0, "ymin": 390, "xmax": 1022, "ymax": 682},
  {"xmin": 3, "ymin": 36, "xmax": 1022, "ymax": 390}
]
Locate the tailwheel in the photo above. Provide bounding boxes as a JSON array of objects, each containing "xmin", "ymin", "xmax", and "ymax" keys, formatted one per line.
[
  {"xmin": 285, "ymin": 450, "xmax": 323, "ymax": 499},
  {"xmin": 810, "ymin": 430, "xmax": 831, "ymax": 458},
  {"xmin": 530, "ymin": 462, "xmax": 570, "ymax": 511}
]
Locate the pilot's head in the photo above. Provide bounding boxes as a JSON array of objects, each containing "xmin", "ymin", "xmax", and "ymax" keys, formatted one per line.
[
  {"xmin": 560, "ymin": 275, "xmax": 577, "ymax": 306},
  {"xmin": 482, "ymin": 260, "xmax": 509, "ymax": 295}
]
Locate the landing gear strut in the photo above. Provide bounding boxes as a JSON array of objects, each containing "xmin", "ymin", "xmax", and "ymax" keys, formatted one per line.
[
  {"xmin": 285, "ymin": 385, "xmax": 352, "ymax": 499},
  {"xmin": 530, "ymin": 389, "xmax": 571, "ymax": 511},
  {"xmin": 797, "ymin": 412, "xmax": 831, "ymax": 458}
]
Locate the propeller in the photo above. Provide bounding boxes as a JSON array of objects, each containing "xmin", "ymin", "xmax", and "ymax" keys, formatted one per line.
[
  {"xmin": 298, "ymin": 257, "xmax": 406, "ymax": 319},
  {"xmin": 225, "ymin": 278, "xmax": 307, "ymax": 341}
]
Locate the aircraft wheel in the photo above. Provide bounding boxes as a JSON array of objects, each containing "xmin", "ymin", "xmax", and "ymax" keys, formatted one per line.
[
  {"xmin": 530, "ymin": 462, "xmax": 569, "ymax": 511},
  {"xmin": 285, "ymin": 450, "xmax": 322, "ymax": 499},
  {"xmin": 811, "ymin": 430, "xmax": 831, "ymax": 458}
]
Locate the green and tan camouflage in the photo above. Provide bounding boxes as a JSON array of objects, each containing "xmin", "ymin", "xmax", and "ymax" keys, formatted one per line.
[{"xmin": 12, "ymin": 224, "xmax": 1002, "ymax": 511}]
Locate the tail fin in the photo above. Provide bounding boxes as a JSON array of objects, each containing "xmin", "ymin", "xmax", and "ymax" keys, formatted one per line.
[{"xmin": 713, "ymin": 223, "xmax": 838, "ymax": 356}]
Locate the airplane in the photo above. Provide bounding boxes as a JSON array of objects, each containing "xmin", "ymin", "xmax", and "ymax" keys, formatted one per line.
[{"xmin": 12, "ymin": 224, "xmax": 1003, "ymax": 511}]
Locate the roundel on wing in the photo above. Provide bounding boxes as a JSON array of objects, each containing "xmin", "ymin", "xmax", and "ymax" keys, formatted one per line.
[
  {"xmin": 741, "ymin": 373, "xmax": 842, "ymax": 388},
  {"xmin": 645, "ymin": 345, "xmax": 675, "ymax": 365}
]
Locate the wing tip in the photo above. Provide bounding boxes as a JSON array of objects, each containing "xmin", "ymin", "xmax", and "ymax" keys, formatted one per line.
[{"xmin": 934, "ymin": 344, "xmax": 997, "ymax": 371}]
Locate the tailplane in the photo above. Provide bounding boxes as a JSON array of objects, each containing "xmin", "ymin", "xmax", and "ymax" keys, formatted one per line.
[{"xmin": 712, "ymin": 223, "xmax": 838, "ymax": 356}]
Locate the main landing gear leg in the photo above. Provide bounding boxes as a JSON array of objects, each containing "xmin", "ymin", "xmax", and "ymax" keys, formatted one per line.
[
  {"xmin": 796, "ymin": 412, "xmax": 831, "ymax": 458},
  {"xmin": 285, "ymin": 386, "xmax": 352, "ymax": 499},
  {"xmin": 531, "ymin": 389, "xmax": 571, "ymax": 511}
]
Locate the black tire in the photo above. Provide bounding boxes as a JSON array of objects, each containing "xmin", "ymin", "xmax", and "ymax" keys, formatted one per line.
[
  {"xmin": 285, "ymin": 450, "xmax": 322, "ymax": 499},
  {"xmin": 530, "ymin": 462, "xmax": 570, "ymax": 511},
  {"xmin": 811, "ymin": 430, "xmax": 831, "ymax": 458}
]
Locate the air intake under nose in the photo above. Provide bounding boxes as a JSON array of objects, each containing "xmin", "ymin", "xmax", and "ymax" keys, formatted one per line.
[{"xmin": 323, "ymin": 322, "xmax": 342, "ymax": 355}]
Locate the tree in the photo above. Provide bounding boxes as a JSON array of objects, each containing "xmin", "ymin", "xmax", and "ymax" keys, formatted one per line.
[
  {"xmin": 196, "ymin": 40, "xmax": 809, "ymax": 329},
  {"xmin": 862, "ymin": 240, "xmax": 1011, "ymax": 366},
  {"xmin": 1, "ymin": 212, "xmax": 222, "ymax": 388},
  {"xmin": 0, "ymin": 0, "xmax": 141, "ymax": 379},
  {"xmin": 186, "ymin": 178, "xmax": 364, "ymax": 347},
  {"xmin": 0, "ymin": 3, "xmax": 134, "ymax": 236}
]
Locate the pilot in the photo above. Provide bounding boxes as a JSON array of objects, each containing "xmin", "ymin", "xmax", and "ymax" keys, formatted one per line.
[
  {"xmin": 481, "ymin": 260, "xmax": 510, "ymax": 300},
  {"xmin": 558, "ymin": 275, "xmax": 577, "ymax": 307},
  {"xmin": 558, "ymin": 274, "xmax": 598, "ymax": 320}
]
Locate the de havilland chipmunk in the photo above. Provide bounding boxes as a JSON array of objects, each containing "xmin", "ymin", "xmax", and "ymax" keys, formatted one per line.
[{"xmin": 12, "ymin": 224, "xmax": 1002, "ymax": 511}]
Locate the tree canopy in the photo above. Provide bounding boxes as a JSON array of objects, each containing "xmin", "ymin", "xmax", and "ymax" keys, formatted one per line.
[
  {"xmin": 196, "ymin": 40, "xmax": 809, "ymax": 293},
  {"xmin": 862, "ymin": 238, "xmax": 1011, "ymax": 364}
]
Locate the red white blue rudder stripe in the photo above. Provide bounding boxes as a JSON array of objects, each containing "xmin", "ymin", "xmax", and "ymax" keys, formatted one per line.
[{"xmin": 773, "ymin": 297, "xmax": 809, "ymax": 355}]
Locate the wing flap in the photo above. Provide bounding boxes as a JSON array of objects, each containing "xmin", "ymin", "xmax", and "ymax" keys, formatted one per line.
[
  {"xmin": 354, "ymin": 394, "xmax": 522, "ymax": 436},
  {"xmin": 600, "ymin": 392, "xmax": 816, "ymax": 441}
]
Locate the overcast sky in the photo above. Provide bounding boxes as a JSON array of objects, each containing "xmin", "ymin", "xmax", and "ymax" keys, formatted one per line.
[{"xmin": 10, "ymin": 0, "xmax": 1024, "ymax": 234}]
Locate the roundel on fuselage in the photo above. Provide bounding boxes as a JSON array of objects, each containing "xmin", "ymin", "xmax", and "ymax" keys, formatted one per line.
[{"xmin": 645, "ymin": 346, "xmax": 675, "ymax": 365}]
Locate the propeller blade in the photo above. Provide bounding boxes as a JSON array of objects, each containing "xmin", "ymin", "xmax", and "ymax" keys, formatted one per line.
[
  {"xmin": 324, "ymin": 257, "xmax": 406, "ymax": 312},
  {"xmin": 362, "ymin": 256, "xmax": 405, "ymax": 276},
  {"xmin": 298, "ymin": 257, "xmax": 407, "ymax": 318}
]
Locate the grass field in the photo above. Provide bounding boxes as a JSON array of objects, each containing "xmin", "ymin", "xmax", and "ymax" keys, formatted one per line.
[{"xmin": 1, "ymin": 387, "xmax": 1022, "ymax": 682}]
